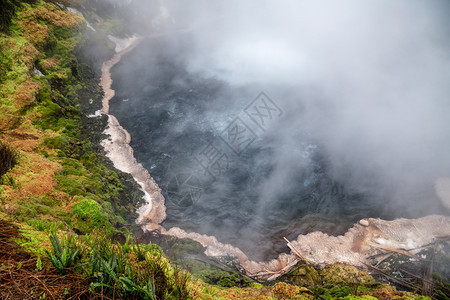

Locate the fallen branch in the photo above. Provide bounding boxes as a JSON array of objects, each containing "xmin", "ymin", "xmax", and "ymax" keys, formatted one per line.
[
  {"xmin": 246, "ymin": 259, "xmax": 300, "ymax": 281},
  {"xmin": 374, "ymin": 253, "xmax": 393, "ymax": 267},
  {"xmin": 399, "ymin": 269, "xmax": 435, "ymax": 286},
  {"xmin": 364, "ymin": 263, "xmax": 418, "ymax": 291},
  {"xmin": 267, "ymin": 259, "xmax": 300, "ymax": 281},
  {"xmin": 283, "ymin": 237, "xmax": 310, "ymax": 263},
  {"xmin": 369, "ymin": 243, "xmax": 423, "ymax": 260},
  {"xmin": 423, "ymin": 242, "xmax": 437, "ymax": 297}
]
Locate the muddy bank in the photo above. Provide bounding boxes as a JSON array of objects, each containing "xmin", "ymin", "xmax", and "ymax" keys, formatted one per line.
[{"xmin": 99, "ymin": 36, "xmax": 167, "ymax": 230}]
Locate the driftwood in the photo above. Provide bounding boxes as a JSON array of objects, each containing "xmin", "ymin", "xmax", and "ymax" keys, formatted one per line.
[
  {"xmin": 364, "ymin": 263, "xmax": 418, "ymax": 291},
  {"xmin": 401, "ymin": 268, "xmax": 450, "ymax": 292},
  {"xmin": 245, "ymin": 237, "xmax": 309, "ymax": 281},
  {"xmin": 283, "ymin": 237, "xmax": 310, "ymax": 263},
  {"xmin": 399, "ymin": 269, "xmax": 435, "ymax": 286},
  {"xmin": 369, "ymin": 243, "xmax": 423, "ymax": 260},
  {"xmin": 374, "ymin": 253, "xmax": 393, "ymax": 267},
  {"xmin": 423, "ymin": 242, "xmax": 437, "ymax": 297},
  {"xmin": 367, "ymin": 238, "xmax": 450, "ymax": 299},
  {"xmin": 267, "ymin": 259, "xmax": 300, "ymax": 281},
  {"xmin": 246, "ymin": 259, "xmax": 300, "ymax": 281}
]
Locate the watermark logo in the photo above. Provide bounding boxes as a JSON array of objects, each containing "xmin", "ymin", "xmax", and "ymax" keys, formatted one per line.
[
  {"xmin": 166, "ymin": 92, "xmax": 283, "ymax": 208},
  {"xmin": 220, "ymin": 117, "xmax": 257, "ymax": 155},
  {"xmin": 166, "ymin": 172, "xmax": 203, "ymax": 208},
  {"xmin": 245, "ymin": 92, "xmax": 283, "ymax": 131},
  {"xmin": 195, "ymin": 142, "xmax": 230, "ymax": 180}
]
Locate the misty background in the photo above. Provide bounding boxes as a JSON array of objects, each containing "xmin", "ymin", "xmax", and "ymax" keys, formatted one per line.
[{"xmin": 105, "ymin": 0, "xmax": 450, "ymax": 260}]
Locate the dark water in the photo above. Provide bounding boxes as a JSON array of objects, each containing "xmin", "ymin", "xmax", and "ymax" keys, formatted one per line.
[{"xmin": 109, "ymin": 36, "xmax": 444, "ymax": 261}]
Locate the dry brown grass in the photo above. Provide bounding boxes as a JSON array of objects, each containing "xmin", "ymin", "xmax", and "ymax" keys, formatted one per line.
[
  {"xmin": 40, "ymin": 56, "xmax": 60, "ymax": 70},
  {"xmin": 35, "ymin": 3, "xmax": 83, "ymax": 29},
  {"xmin": 10, "ymin": 152, "xmax": 61, "ymax": 196},
  {"xmin": 16, "ymin": 2, "xmax": 83, "ymax": 51},
  {"xmin": 0, "ymin": 219, "xmax": 92, "ymax": 299},
  {"xmin": 17, "ymin": 11, "xmax": 49, "ymax": 48},
  {"xmin": 362, "ymin": 287, "xmax": 404, "ymax": 300},
  {"xmin": 13, "ymin": 77, "xmax": 41, "ymax": 109}
]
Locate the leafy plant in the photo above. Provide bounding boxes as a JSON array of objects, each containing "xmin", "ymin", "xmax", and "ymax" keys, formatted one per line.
[
  {"xmin": 119, "ymin": 276, "xmax": 156, "ymax": 300},
  {"xmin": 90, "ymin": 248, "xmax": 120, "ymax": 288},
  {"xmin": 36, "ymin": 256, "xmax": 42, "ymax": 271},
  {"xmin": 83, "ymin": 234, "xmax": 191, "ymax": 299},
  {"xmin": 45, "ymin": 233, "xmax": 81, "ymax": 274},
  {"xmin": 29, "ymin": 218, "xmax": 58, "ymax": 233}
]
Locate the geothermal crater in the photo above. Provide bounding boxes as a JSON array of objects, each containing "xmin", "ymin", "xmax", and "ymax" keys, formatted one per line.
[{"xmin": 108, "ymin": 36, "xmax": 447, "ymax": 262}]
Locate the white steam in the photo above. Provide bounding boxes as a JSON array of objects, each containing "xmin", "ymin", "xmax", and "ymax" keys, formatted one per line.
[{"xmin": 176, "ymin": 0, "xmax": 450, "ymax": 214}]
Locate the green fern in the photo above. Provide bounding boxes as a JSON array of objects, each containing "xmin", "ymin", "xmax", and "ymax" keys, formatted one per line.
[
  {"xmin": 45, "ymin": 233, "xmax": 81, "ymax": 275},
  {"xmin": 119, "ymin": 277, "xmax": 156, "ymax": 300},
  {"xmin": 90, "ymin": 249, "xmax": 121, "ymax": 291}
]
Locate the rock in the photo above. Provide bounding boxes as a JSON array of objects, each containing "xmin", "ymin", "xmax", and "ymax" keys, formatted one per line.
[{"xmin": 360, "ymin": 219, "xmax": 370, "ymax": 227}]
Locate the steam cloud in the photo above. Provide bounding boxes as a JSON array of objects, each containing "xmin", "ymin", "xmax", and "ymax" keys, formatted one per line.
[
  {"xmin": 106, "ymin": 0, "xmax": 450, "ymax": 258},
  {"xmin": 164, "ymin": 0, "xmax": 450, "ymax": 211}
]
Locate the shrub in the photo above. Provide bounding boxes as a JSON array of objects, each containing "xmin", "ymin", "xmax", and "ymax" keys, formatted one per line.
[
  {"xmin": 0, "ymin": 140, "xmax": 18, "ymax": 177},
  {"xmin": 71, "ymin": 197, "xmax": 113, "ymax": 233}
]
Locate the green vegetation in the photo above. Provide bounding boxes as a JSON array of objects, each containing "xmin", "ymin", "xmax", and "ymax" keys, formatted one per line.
[
  {"xmin": 40, "ymin": 232, "xmax": 191, "ymax": 299},
  {"xmin": 0, "ymin": 0, "xmax": 139, "ymax": 242},
  {"xmin": 87, "ymin": 237, "xmax": 190, "ymax": 299}
]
